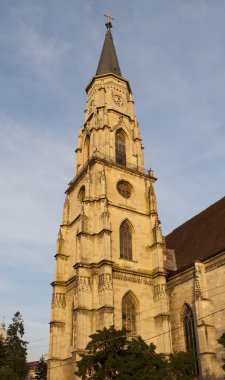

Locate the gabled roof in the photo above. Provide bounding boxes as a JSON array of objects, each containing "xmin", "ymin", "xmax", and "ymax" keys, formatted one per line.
[
  {"xmin": 165, "ymin": 196, "xmax": 225, "ymax": 270},
  {"xmin": 27, "ymin": 361, "xmax": 38, "ymax": 370},
  {"xmin": 96, "ymin": 24, "xmax": 122, "ymax": 77}
]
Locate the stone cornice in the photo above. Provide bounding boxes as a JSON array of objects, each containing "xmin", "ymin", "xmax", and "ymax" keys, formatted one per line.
[
  {"xmin": 108, "ymin": 201, "xmax": 151, "ymax": 217},
  {"xmin": 85, "ymin": 109, "xmax": 133, "ymax": 126},
  {"xmin": 85, "ymin": 73, "xmax": 132, "ymax": 94},
  {"xmin": 112, "ymin": 266, "xmax": 152, "ymax": 285},
  {"xmin": 167, "ymin": 251, "xmax": 225, "ymax": 289},
  {"xmin": 167, "ymin": 268, "xmax": 194, "ymax": 290},
  {"xmin": 74, "ymin": 259, "xmax": 113, "ymax": 270},
  {"xmin": 50, "ymin": 320, "xmax": 65, "ymax": 327},
  {"xmin": 205, "ymin": 251, "xmax": 225, "ymax": 272},
  {"xmin": 54, "ymin": 253, "xmax": 69, "ymax": 259},
  {"xmin": 73, "ymin": 306, "xmax": 114, "ymax": 312},
  {"xmin": 66, "ymin": 154, "xmax": 153, "ymax": 194},
  {"xmin": 77, "ymin": 228, "xmax": 112, "ymax": 238},
  {"xmin": 51, "ymin": 280, "xmax": 67, "ymax": 287}
]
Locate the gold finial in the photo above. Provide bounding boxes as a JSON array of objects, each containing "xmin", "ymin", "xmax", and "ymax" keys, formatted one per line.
[{"xmin": 103, "ymin": 13, "xmax": 114, "ymax": 29}]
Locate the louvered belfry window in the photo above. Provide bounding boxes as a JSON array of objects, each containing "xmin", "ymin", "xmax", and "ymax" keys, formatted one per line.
[
  {"xmin": 116, "ymin": 130, "xmax": 126, "ymax": 166},
  {"xmin": 122, "ymin": 293, "xmax": 136, "ymax": 334},
  {"xmin": 120, "ymin": 220, "xmax": 132, "ymax": 260}
]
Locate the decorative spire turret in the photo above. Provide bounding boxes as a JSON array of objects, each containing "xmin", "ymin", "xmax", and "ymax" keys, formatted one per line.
[{"xmin": 96, "ymin": 15, "xmax": 122, "ymax": 77}]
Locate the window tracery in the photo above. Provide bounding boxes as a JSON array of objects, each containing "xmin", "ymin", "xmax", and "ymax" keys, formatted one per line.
[
  {"xmin": 182, "ymin": 304, "xmax": 199, "ymax": 374},
  {"xmin": 120, "ymin": 220, "xmax": 132, "ymax": 260},
  {"xmin": 116, "ymin": 130, "xmax": 126, "ymax": 166},
  {"xmin": 122, "ymin": 292, "xmax": 137, "ymax": 334},
  {"xmin": 117, "ymin": 181, "xmax": 132, "ymax": 198}
]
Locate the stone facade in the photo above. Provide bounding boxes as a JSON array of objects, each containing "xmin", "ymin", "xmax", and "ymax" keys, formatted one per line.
[
  {"xmin": 168, "ymin": 254, "xmax": 225, "ymax": 379},
  {"xmin": 48, "ymin": 28, "xmax": 171, "ymax": 380},
  {"xmin": 48, "ymin": 24, "xmax": 225, "ymax": 380}
]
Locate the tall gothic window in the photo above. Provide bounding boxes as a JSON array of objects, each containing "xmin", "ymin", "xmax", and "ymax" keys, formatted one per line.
[
  {"xmin": 120, "ymin": 220, "xmax": 132, "ymax": 260},
  {"xmin": 183, "ymin": 304, "xmax": 199, "ymax": 374},
  {"xmin": 122, "ymin": 292, "xmax": 137, "ymax": 334},
  {"xmin": 116, "ymin": 130, "xmax": 126, "ymax": 166}
]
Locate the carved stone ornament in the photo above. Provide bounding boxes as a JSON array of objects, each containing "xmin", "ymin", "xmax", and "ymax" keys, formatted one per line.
[
  {"xmin": 194, "ymin": 276, "xmax": 202, "ymax": 300},
  {"xmin": 89, "ymin": 100, "xmax": 94, "ymax": 114},
  {"xmin": 113, "ymin": 273, "xmax": 151, "ymax": 285},
  {"xmin": 51, "ymin": 293, "xmax": 66, "ymax": 308},
  {"xmin": 98, "ymin": 274, "xmax": 112, "ymax": 290},
  {"xmin": 153, "ymin": 284, "xmax": 167, "ymax": 301},
  {"xmin": 75, "ymin": 276, "xmax": 91, "ymax": 292}
]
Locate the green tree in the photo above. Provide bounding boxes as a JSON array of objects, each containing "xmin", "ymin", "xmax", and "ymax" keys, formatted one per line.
[
  {"xmin": 0, "ymin": 366, "xmax": 20, "ymax": 380},
  {"xmin": 168, "ymin": 351, "xmax": 196, "ymax": 380},
  {"xmin": 5, "ymin": 312, "xmax": 28, "ymax": 380},
  {"xmin": 76, "ymin": 326, "xmax": 196, "ymax": 380},
  {"xmin": 218, "ymin": 332, "xmax": 225, "ymax": 375},
  {"xmin": 0, "ymin": 335, "xmax": 6, "ymax": 367},
  {"xmin": 34, "ymin": 355, "xmax": 47, "ymax": 380},
  {"xmin": 76, "ymin": 326, "xmax": 128, "ymax": 379},
  {"xmin": 118, "ymin": 337, "xmax": 168, "ymax": 379}
]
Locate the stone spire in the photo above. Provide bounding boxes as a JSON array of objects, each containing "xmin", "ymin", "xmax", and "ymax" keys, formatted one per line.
[{"xmin": 96, "ymin": 20, "xmax": 122, "ymax": 77}]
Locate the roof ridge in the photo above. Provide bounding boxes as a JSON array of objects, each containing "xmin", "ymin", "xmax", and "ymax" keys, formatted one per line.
[{"xmin": 166, "ymin": 195, "xmax": 225, "ymax": 237}]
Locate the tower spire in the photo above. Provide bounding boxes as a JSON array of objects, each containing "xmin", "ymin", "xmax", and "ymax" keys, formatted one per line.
[{"xmin": 96, "ymin": 15, "xmax": 122, "ymax": 77}]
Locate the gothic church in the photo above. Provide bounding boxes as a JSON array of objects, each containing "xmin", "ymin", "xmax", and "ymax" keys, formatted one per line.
[{"xmin": 48, "ymin": 21, "xmax": 225, "ymax": 380}]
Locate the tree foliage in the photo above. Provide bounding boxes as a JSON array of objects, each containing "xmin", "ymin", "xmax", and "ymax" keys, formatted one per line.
[
  {"xmin": 76, "ymin": 326, "xmax": 195, "ymax": 380},
  {"xmin": 0, "ymin": 335, "xmax": 6, "ymax": 368},
  {"xmin": 34, "ymin": 355, "xmax": 47, "ymax": 380},
  {"xmin": 76, "ymin": 326, "xmax": 127, "ymax": 380},
  {"xmin": 4, "ymin": 311, "xmax": 28, "ymax": 380},
  {"xmin": 118, "ymin": 337, "xmax": 168, "ymax": 380},
  {"xmin": 218, "ymin": 332, "xmax": 225, "ymax": 375},
  {"xmin": 168, "ymin": 351, "xmax": 196, "ymax": 380},
  {"xmin": 0, "ymin": 366, "xmax": 20, "ymax": 380}
]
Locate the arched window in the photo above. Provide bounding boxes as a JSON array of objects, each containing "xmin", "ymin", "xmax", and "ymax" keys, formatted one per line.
[
  {"xmin": 116, "ymin": 130, "xmax": 126, "ymax": 166},
  {"xmin": 84, "ymin": 135, "xmax": 90, "ymax": 163},
  {"xmin": 122, "ymin": 292, "xmax": 137, "ymax": 334},
  {"xmin": 183, "ymin": 304, "xmax": 199, "ymax": 374},
  {"xmin": 120, "ymin": 220, "xmax": 132, "ymax": 260},
  {"xmin": 78, "ymin": 186, "xmax": 85, "ymax": 202}
]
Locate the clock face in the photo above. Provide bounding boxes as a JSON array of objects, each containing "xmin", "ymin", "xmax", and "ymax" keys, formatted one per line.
[{"xmin": 113, "ymin": 95, "xmax": 125, "ymax": 107}]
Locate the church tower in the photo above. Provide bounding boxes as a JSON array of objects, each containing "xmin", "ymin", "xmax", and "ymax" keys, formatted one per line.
[{"xmin": 48, "ymin": 20, "xmax": 172, "ymax": 380}]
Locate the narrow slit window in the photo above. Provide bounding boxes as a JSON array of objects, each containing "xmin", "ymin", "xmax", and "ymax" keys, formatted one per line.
[{"xmin": 84, "ymin": 135, "xmax": 90, "ymax": 163}]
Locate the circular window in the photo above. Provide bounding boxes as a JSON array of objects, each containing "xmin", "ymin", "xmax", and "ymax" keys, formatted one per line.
[
  {"xmin": 117, "ymin": 181, "xmax": 133, "ymax": 198},
  {"xmin": 78, "ymin": 186, "xmax": 85, "ymax": 202}
]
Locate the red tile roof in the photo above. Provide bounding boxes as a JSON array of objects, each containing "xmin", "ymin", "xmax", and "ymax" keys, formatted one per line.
[
  {"xmin": 165, "ymin": 196, "xmax": 225, "ymax": 270},
  {"xmin": 27, "ymin": 361, "xmax": 38, "ymax": 370}
]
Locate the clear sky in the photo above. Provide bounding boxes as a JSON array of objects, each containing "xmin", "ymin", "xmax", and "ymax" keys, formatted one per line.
[{"xmin": 0, "ymin": 0, "xmax": 225, "ymax": 361}]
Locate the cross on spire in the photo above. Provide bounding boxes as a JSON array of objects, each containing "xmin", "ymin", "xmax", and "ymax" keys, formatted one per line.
[{"xmin": 103, "ymin": 13, "xmax": 114, "ymax": 29}]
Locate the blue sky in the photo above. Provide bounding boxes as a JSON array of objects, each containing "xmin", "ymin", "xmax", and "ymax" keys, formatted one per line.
[{"xmin": 0, "ymin": 0, "xmax": 225, "ymax": 361}]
